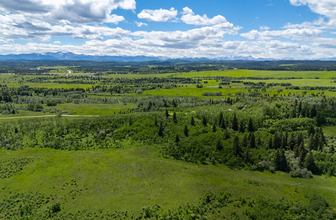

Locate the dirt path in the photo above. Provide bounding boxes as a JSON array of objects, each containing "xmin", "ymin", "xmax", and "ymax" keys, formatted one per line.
[{"xmin": 0, "ymin": 115, "xmax": 99, "ymax": 120}]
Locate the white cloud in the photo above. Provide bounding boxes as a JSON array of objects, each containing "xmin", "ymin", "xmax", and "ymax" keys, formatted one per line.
[
  {"xmin": 181, "ymin": 7, "xmax": 232, "ymax": 26},
  {"xmin": 54, "ymin": 41, "xmax": 61, "ymax": 44},
  {"xmin": 138, "ymin": 8, "xmax": 178, "ymax": 22},
  {"xmin": 241, "ymin": 28, "xmax": 322, "ymax": 41},
  {"xmin": 260, "ymin": 26, "xmax": 270, "ymax": 30},
  {"xmin": 135, "ymin": 21, "xmax": 148, "ymax": 27}
]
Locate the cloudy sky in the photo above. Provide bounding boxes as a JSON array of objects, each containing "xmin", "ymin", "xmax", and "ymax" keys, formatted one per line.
[{"xmin": 0, "ymin": 0, "xmax": 336, "ymax": 59}]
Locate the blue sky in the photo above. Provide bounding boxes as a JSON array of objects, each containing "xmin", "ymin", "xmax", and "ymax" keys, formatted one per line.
[{"xmin": 0, "ymin": 0, "xmax": 335, "ymax": 59}]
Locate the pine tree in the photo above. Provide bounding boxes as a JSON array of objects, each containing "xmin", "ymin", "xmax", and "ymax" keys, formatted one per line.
[
  {"xmin": 268, "ymin": 137, "xmax": 273, "ymax": 149},
  {"xmin": 218, "ymin": 112, "xmax": 223, "ymax": 127},
  {"xmin": 308, "ymin": 134, "xmax": 316, "ymax": 151},
  {"xmin": 191, "ymin": 116, "xmax": 195, "ymax": 126},
  {"xmin": 316, "ymin": 113, "xmax": 323, "ymax": 127},
  {"xmin": 129, "ymin": 117, "xmax": 133, "ymax": 126},
  {"xmin": 165, "ymin": 109, "xmax": 169, "ymax": 118},
  {"xmin": 273, "ymin": 149, "xmax": 281, "ymax": 170},
  {"xmin": 281, "ymin": 135, "xmax": 287, "ymax": 149},
  {"xmin": 232, "ymin": 113, "xmax": 238, "ymax": 131},
  {"xmin": 239, "ymin": 120, "xmax": 245, "ymax": 133},
  {"xmin": 307, "ymin": 125, "xmax": 315, "ymax": 137},
  {"xmin": 244, "ymin": 150, "xmax": 249, "ymax": 163},
  {"xmin": 173, "ymin": 112, "xmax": 178, "ymax": 124},
  {"xmin": 223, "ymin": 129, "xmax": 230, "ymax": 140},
  {"xmin": 310, "ymin": 105, "xmax": 317, "ymax": 118},
  {"xmin": 279, "ymin": 149, "xmax": 289, "ymax": 172},
  {"xmin": 296, "ymin": 132, "xmax": 303, "ymax": 148},
  {"xmin": 221, "ymin": 119, "xmax": 226, "ymax": 129},
  {"xmin": 257, "ymin": 137, "xmax": 262, "ymax": 147},
  {"xmin": 304, "ymin": 152, "xmax": 317, "ymax": 174},
  {"xmin": 242, "ymin": 134, "xmax": 248, "ymax": 148},
  {"xmin": 249, "ymin": 132, "xmax": 256, "ymax": 148},
  {"xmin": 184, "ymin": 125, "xmax": 189, "ymax": 137},
  {"xmin": 247, "ymin": 117, "xmax": 254, "ymax": 132},
  {"xmin": 233, "ymin": 136, "xmax": 241, "ymax": 156},
  {"xmin": 175, "ymin": 134, "xmax": 180, "ymax": 145},
  {"xmin": 202, "ymin": 116, "xmax": 207, "ymax": 127},
  {"xmin": 288, "ymin": 132, "xmax": 295, "ymax": 150},
  {"xmin": 298, "ymin": 101, "xmax": 302, "ymax": 114},
  {"xmin": 298, "ymin": 143, "xmax": 307, "ymax": 164},
  {"xmin": 273, "ymin": 132, "xmax": 281, "ymax": 149},
  {"xmin": 154, "ymin": 115, "xmax": 158, "ymax": 127},
  {"xmin": 216, "ymin": 139, "xmax": 223, "ymax": 151},
  {"xmin": 212, "ymin": 123, "xmax": 217, "ymax": 132},
  {"xmin": 158, "ymin": 123, "xmax": 164, "ymax": 137}
]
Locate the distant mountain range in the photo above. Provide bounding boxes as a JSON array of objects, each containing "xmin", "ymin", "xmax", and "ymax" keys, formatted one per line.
[
  {"xmin": 0, "ymin": 52, "xmax": 294, "ymax": 62},
  {"xmin": 1, "ymin": 52, "xmax": 336, "ymax": 62}
]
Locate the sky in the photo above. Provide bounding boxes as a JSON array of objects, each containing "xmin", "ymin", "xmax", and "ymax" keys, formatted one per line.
[{"xmin": 1, "ymin": 0, "xmax": 336, "ymax": 59}]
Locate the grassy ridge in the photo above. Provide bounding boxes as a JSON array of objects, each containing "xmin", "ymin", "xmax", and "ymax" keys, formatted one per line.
[{"xmin": 1, "ymin": 146, "xmax": 336, "ymax": 215}]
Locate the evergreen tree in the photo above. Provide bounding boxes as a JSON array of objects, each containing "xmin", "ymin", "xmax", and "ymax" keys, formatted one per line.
[
  {"xmin": 249, "ymin": 132, "xmax": 256, "ymax": 148},
  {"xmin": 239, "ymin": 120, "xmax": 245, "ymax": 133},
  {"xmin": 247, "ymin": 117, "xmax": 254, "ymax": 132},
  {"xmin": 274, "ymin": 149, "xmax": 289, "ymax": 172},
  {"xmin": 232, "ymin": 113, "xmax": 239, "ymax": 131},
  {"xmin": 175, "ymin": 134, "xmax": 180, "ymax": 145},
  {"xmin": 296, "ymin": 132, "xmax": 304, "ymax": 148},
  {"xmin": 191, "ymin": 116, "xmax": 195, "ymax": 126},
  {"xmin": 221, "ymin": 119, "xmax": 226, "ymax": 130},
  {"xmin": 308, "ymin": 134, "xmax": 316, "ymax": 151},
  {"xmin": 304, "ymin": 152, "xmax": 317, "ymax": 174},
  {"xmin": 158, "ymin": 123, "xmax": 164, "ymax": 138},
  {"xmin": 129, "ymin": 117, "xmax": 133, "ymax": 126},
  {"xmin": 218, "ymin": 112, "xmax": 223, "ymax": 127},
  {"xmin": 287, "ymin": 132, "xmax": 295, "ymax": 150},
  {"xmin": 307, "ymin": 125, "xmax": 315, "ymax": 137},
  {"xmin": 165, "ymin": 109, "xmax": 169, "ymax": 118},
  {"xmin": 316, "ymin": 113, "xmax": 323, "ymax": 127},
  {"xmin": 154, "ymin": 115, "xmax": 158, "ymax": 127},
  {"xmin": 298, "ymin": 101, "xmax": 302, "ymax": 114},
  {"xmin": 223, "ymin": 129, "xmax": 230, "ymax": 140},
  {"xmin": 281, "ymin": 135, "xmax": 287, "ymax": 149},
  {"xmin": 242, "ymin": 134, "xmax": 248, "ymax": 148},
  {"xmin": 202, "ymin": 116, "xmax": 207, "ymax": 127},
  {"xmin": 273, "ymin": 132, "xmax": 281, "ymax": 149},
  {"xmin": 173, "ymin": 112, "xmax": 178, "ymax": 124},
  {"xmin": 216, "ymin": 139, "xmax": 223, "ymax": 151},
  {"xmin": 233, "ymin": 136, "xmax": 241, "ymax": 156},
  {"xmin": 256, "ymin": 137, "xmax": 262, "ymax": 147},
  {"xmin": 268, "ymin": 137, "xmax": 273, "ymax": 149},
  {"xmin": 184, "ymin": 125, "xmax": 189, "ymax": 137},
  {"xmin": 244, "ymin": 150, "xmax": 249, "ymax": 163},
  {"xmin": 310, "ymin": 105, "xmax": 317, "ymax": 118},
  {"xmin": 212, "ymin": 123, "xmax": 217, "ymax": 132},
  {"xmin": 298, "ymin": 143, "xmax": 307, "ymax": 164}
]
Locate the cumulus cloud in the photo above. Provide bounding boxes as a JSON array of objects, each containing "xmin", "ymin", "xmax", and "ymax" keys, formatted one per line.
[
  {"xmin": 0, "ymin": 0, "xmax": 135, "ymax": 25},
  {"xmin": 241, "ymin": 28, "xmax": 322, "ymax": 41},
  {"xmin": 138, "ymin": 8, "xmax": 178, "ymax": 22},
  {"xmin": 135, "ymin": 21, "xmax": 148, "ymax": 27},
  {"xmin": 54, "ymin": 41, "xmax": 61, "ymax": 44},
  {"xmin": 260, "ymin": 26, "xmax": 270, "ymax": 30},
  {"xmin": 181, "ymin": 7, "xmax": 232, "ymax": 26}
]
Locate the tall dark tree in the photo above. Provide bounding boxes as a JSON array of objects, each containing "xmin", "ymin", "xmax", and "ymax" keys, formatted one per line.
[
  {"xmin": 221, "ymin": 119, "xmax": 226, "ymax": 130},
  {"xmin": 154, "ymin": 115, "xmax": 158, "ymax": 127},
  {"xmin": 288, "ymin": 132, "xmax": 295, "ymax": 151},
  {"xmin": 244, "ymin": 150, "xmax": 249, "ymax": 163},
  {"xmin": 233, "ymin": 136, "xmax": 241, "ymax": 157},
  {"xmin": 223, "ymin": 129, "xmax": 230, "ymax": 140},
  {"xmin": 310, "ymin": 105, "xmax": 317, "ymax": 118},
  {"xmin": 242, "ymin": 134, "xmax": 248, "ymax": 148},
  {"xmin": 173, "ymin": 112, "xmax": 178, "ymax": 124},
  {"xmin": 307, "ymin": 125, "xmax": 315, "ymax": 137},
  {"xmin": 129, "ymin": 117, "xmax": 133, "ymax": 126},
  {"xmin": 202, "ymin": 116, "xmax": 207, "ymax": 127},
  {"xmin": 298, "ymin": 142, "xmax": 307, "ymax": 163},
  {"xmin": 184, "ymin": 125, "xmax": 189, "ymax": 137},
  {"xmin": 158, "ymin": 123, "xmax": 164, "ymax": 138},
  {"xmin": 304, "ymin": 152, "xmax": 317, "ymax": 174},
  {"xmin": 268, "ymin": 137, "xmax": 273, "ymax": 149},
  {"xmin": 216, "ymin": 139, "xmax": 223, "ymax": 151},
  {"xmin": 218, "ymin": 112, "xmax": 223, "ymax": 127},
  {"xmin": 191, "ymin": 116, "xmax": 195, "ymax": 126},
  {"xmin": 281, "ymin": 135, "xmax": 287, "ymax": 149},
  {"xmin": 296, "ymin": 132, "xmax": 304, "ymax": 148},
  {"xmin": 273, "ymin": 132, "xmax": 281, "ymax": 149},
  {"xmin": 175, "ymin": 134, "xmax": 180, "ymax": 145},
  {"xmin": 239, "ymin": 120, "xmax": 245, "ymax": 133},
  {"xmin": 274, "ymin": 149, "xmax": 289, "ymax": 172},
  {"xmin": 212, "ymin": 123, "xmax": 217, "ymax": 132},
  {"xmin": 247, "ymin": 117, "xmax": 254, "ymax": 132},
  {"xmin": 298, "ymin": 101, "xmax": 302, "ymax": 114},
  {"xmin": 232, "ymin": 113, "xmax": 239, "ymax": 131},
  {"xmin": 308, "ymin": 134, "xmax": 316, "ymax": 151},
  {"xmin": 249, "ymin": 132, "xmax": 256, "ymax": 148},
  {"xmin": 165, "ymin": 109, "xmax": 169, "ymax": 118}
]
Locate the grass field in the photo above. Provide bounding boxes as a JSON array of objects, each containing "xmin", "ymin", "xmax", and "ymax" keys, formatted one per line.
[{"xmin": 1, "ymin": 146, "xmax": 336, "ymax": 215}]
